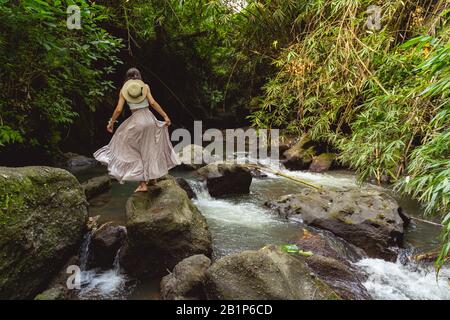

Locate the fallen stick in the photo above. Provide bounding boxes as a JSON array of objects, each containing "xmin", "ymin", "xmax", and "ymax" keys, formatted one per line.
[
  {"xmin": 409, "ymin": 216, "xmax": 443, "ymax": 227},
  {"xmin": 245, "ymin": 163, "xmax": 322, "ymax": 190}
]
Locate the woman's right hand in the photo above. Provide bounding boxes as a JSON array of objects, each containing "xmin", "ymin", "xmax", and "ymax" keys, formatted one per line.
[{"xmin": 107, "ymin": 122, "xmax": 114, "ymax": 133}]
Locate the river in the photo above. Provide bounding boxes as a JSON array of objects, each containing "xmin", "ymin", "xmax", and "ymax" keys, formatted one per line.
[{"xmin": 71, "ymin": 165, "xmax": 450, "ymax": 300}]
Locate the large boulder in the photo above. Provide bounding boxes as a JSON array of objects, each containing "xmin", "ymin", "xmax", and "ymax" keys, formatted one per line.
[
  {"xmin": 81, "ymin": 175, "xmax": 112, "ymax": 200},
  {"xmin": 0, "ymin": 166, "xmax": 88, "ymax": 299},
  {"xmin": 160, "ymin": 254, "xmax": 211, "ymax": 300},
  {"xmin": 120, "ymin": 179, "xmax": 212, "ymax": 277},
  {"xmin": 266, "ymin": 187, "xmax": 408, "ymax": 260},
  {"xmin": 294, "ymin": 229, "xmax": 370, "ymax": 300},
  {"xmin": 63, "ymin": 152, "xmax": 98, "ymax": 169},
  {"xmin": 282, "ymin": 134, "xmax": 315, "ymax": 170},
  {"xmin": 295, "ymin": 228, "xmax": 367, "ymax": 263},
  {"xmin": 309, "ymin": 153, "xmax": 335, "ymax": 173},
  {"xmin": 88, "ymin": 223, "xmax": 126, "ymax": 269},
  {"xmin": 205, "ymin": 245, "xmax": 340, "ymax": 300},
  {"xmin": 196, "ymin": 162, "xmax": 252, "ymax": 197},
  {"xmin": 305, "ymin": 255, "xmax": 370, "ymax": 300}
]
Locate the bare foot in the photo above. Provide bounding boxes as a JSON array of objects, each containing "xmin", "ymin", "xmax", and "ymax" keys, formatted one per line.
[
  {"xmin": 134, "ymin": 183, "xmax": 148, "ymax": 193},
  {"xmin": 147, "ymin": 179, "xmax": 157, "ymax": 186}
]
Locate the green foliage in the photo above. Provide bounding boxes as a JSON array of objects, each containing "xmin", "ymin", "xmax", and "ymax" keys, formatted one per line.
[
  {"xmin": 0, "ymin": 0, "xmax": 123, "ymax": 151},
  {"xmin": 247, "ymin": 0, "xmax": 449, "ymax": 267}
]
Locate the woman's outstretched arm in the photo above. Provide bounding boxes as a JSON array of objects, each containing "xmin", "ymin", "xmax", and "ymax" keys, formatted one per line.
[
  {"xmin": 107, "ymin": 92, "xmax": 125, "ymax": 133},
  {"xmin": 147, "ymin": 85, "xmax": 171, "ymax": 126}
]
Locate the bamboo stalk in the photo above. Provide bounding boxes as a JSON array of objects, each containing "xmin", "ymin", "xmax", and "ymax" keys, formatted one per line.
[
  {"xmin": 410, "ymin": 216, "xmax": 443, "ymax": 227},
  {"xmin": 245, "ymin": 163, "xmax": 322, "ymax": 190}
]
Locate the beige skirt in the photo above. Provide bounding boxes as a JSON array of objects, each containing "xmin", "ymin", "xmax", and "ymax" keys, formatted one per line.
[{"xmin": 93, "ymin": 108, "xmax": 180, "ymax": 183}]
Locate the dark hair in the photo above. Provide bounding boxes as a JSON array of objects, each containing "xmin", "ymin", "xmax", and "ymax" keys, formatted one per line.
[{"xmin": 124, "ymin": 68, "xmax": 142, "ymax": 83}]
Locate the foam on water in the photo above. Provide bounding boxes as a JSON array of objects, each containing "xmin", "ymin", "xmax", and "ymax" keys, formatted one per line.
[
  {"xmin": 189, "ymin": 180, "xmax": 301, "ymax": 258},
  {"xmin": 191, "ymin": 181, "xmax": 284, "ymax": 227},
  {"xmin": 77, "ymin": 238, "xmax": 131, "ymax": 300},
  {"xmin": 355, "ymin": 258, "xmax": 450, "ymax": 300},
  {"xmin": 245, "ymin": 156, "xmax": 359, "ymax": 189}
]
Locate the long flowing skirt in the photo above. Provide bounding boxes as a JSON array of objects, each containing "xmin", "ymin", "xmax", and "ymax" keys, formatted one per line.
[{"xmin": 93, "ymin": 108, "xmax": 180, "ymax": 184}]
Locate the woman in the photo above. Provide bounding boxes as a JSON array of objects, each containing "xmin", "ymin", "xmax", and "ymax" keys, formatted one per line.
[{"xmin": 94, "ymin": 68, "xmax": 179, "ymax": 193}]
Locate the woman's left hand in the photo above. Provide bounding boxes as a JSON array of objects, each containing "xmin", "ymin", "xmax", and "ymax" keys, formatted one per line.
[{"xmin": 164, "ymin": 117, "xmax": 171, "ymax": 127}]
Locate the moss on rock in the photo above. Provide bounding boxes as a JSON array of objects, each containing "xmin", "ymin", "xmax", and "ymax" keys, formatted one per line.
[{"xmin": 0, "ymin": 166, "xmax": 88, "ymax": 299}]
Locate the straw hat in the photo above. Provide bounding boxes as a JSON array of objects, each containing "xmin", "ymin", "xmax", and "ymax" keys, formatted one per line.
[{"xmin": 121, "ymin": 79, "xmax": 148, "ymax": 104}]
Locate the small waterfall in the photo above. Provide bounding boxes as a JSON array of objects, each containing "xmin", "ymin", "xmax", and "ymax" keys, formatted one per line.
[
  {"xmin": 79, "ymin": 231, "xmax": 93, "ymax": 271},
  {"xmin": 355, "ymin": 258, "xmax": 450, "ymax": 300},
  {"xmin": 76, "ymin": 231, "xmax": 130, "ymax": 300},
  {"xmin": 188, "ymin": 180, "xmax": 212, "ymax": 200}
]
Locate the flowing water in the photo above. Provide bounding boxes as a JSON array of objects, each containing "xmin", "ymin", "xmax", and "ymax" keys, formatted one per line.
[{"xmin": 71, "ymin": 163, "xmax": 449, "ymax": 300}]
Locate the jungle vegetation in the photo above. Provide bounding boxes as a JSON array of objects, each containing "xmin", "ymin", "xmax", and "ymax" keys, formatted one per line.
[{"xmin": 0, "ymin": 0, "xmax": 448, "ymax": 267}]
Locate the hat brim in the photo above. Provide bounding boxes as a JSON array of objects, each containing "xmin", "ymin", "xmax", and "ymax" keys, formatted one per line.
[{"xmin": 121, "ymin": 79, "xmax": 149, "ymax": 104}]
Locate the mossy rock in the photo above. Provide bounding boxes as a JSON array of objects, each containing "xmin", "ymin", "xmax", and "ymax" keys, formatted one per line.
[
  {"xmin": 309, "ymin": 153, "xmax": 335, "ymax": 173},
  {"xmin": 205, "ymin": 245, "xmax": 340, "ymax": 300},
  {"xmin": 0, "ymin": 166, "xmax": 88, "ymax": 299},
  {"xmin": 120, "ymin": 178, "xmax": 212, "ymax": 277},
  {"xmin": 282, "ymin": 134, "xmax": 316, "ymax": 170},
  {"xmin": 34, "ymin": 286, "xmax": 66, "ymax": 300}
]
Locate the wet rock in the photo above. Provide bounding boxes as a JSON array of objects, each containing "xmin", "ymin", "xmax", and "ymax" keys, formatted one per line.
[
  {"xmin": 412, "ymin": 250, "xmax": 449, "ymax": 266},
  {"xmin": 63, "ymin": 152, "xmax": 98, "ymax": 169},
  {"xmin": 205, "ymin": 245, "xmax": 340, "ymax": 300},
  {"xmin": 197, "ymin": 162, "xmax": 252, "ymax": 197},
  {"xmin": 34, "ymin": 255, "xmax": 80, "ymax": 300},
  {"xmin": 309, "ymin": 153, "xmax": 335, "ymax": 173},
  {"xmin": 175, "ymin": 177, "xmax": 196, "ymax": 199},
  {"xmin": 34, "ymin": 286, "xmax": 66, "ymax": 300},
  {"xmin": 294, "ymin": 229, "xmax": 370, "ymax": 299},
  {"xmin": 81, "ymin": 175, "xmax": 112, "ymax": 200},
  {"xmin": 120, "ymin": 179, "xmax": 212, "ymax": 277},
  {"xmin": 282, "ymin": 134, "xmax": 315, "ymax": 170},
  {"xmin": 160, "ymin": 254, "xmax": 211, "ymax": 300},
  {"xmin": 305, "ymin": 255, "xmax": 370, "ymax": 300},
  {"xmin": 0, "ymin": 166, "xmax": 88, "ymax": 299},
  {"xmin": 177, "ymin": 144, "xmax": 216, "ymax": 170},
  {"xmin": 266, "ymin": 187, "xmax": 407, "ymax": 260},
  {"xmin": 89, "ymin": 223, "xmax": 126, "ymax": 269},
  {"xmin": 279, "ymin": 135, "xmax": 297, "ymax": 155},
  {"xmin": 295, "ymin": 229, "xmax": 367, "ymax": 263},
  {"xmin": 248, "ymin": 167, "xmax": 268, "ymax": 179}
]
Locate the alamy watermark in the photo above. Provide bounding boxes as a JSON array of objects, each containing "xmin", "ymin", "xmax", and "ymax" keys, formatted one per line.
[
  {"xmin": 66, "ymin": 265, "xmax": 81, "ymax": 290},
  {"xmin": 366, "ymin": 5, "xmax": 382, "ymax": 31},
  {"xmin": 171, "ymin": 122, "xmax": 280, "ymax": 168},
  {"xmin": 67, "ymin": 5, "xmax": 81, "ymax": 30}
]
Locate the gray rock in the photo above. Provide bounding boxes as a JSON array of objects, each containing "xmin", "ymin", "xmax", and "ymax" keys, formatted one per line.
[
  {"xmin": 64, "ymin": 152, "xmax": 98, "ymax": 168},
  {"xmin": 81, "ymin": 175, "xmax": 112, "ymax": 200},
  {"xmin": 282, "ymin": 134, "xmax": 315, "ymax": 170},
  {"xmin": 161, "ymin": 254, "xmax": 211, "ymax": 300},
  {"xmin": 0, "ymin": 166, "xmax": 88, "ymax": 299},
  {"xmin": 120, "ymin": 179, "xmax": 212, "ymax": 277},
  {"xmin": 266, "ymin": 187, "xmax": 407, "ymax": 260},
  {"xmin": 205, "ymin": 245, "xmax": 340, "ymax": 300},
  {"xmin": 89, "ymin": 223, "xmax": 126, "ymax": 269},
  {"xmin": 197, "ymin": 162, "xmax": 252, "ymax": 197},
  {"xmin": 309, "ymin": 153, "xmax": 335, "ymax": 173},
  {"xmin": 295, "ymin": 228, "xmax": 367, "ymax": 263},
  {"xmin": 294, "ymin": 229, "xmax": 370, "ymax": 299},
  {"xmin": 305, "ymin": 255, "xmax": 370, "ymax": 300},
  {"xmin": 175, "ymin": 177, "xmax": 196, "ymax": 199},
  {"xmin": 34, "ymin": 286, "xmax": 66, "ymax": 300}
]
